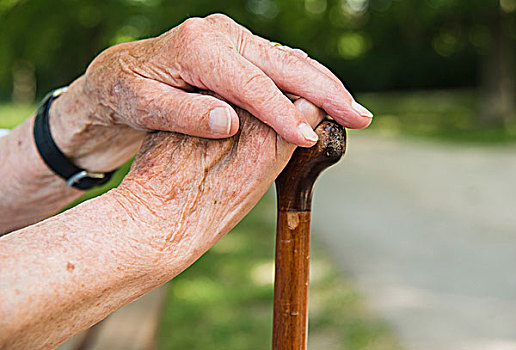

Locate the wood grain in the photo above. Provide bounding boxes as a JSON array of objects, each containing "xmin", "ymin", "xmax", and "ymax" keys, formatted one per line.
[{"xmin": 273, "ymin": 120, "xmax": 346, "ymax": 350}]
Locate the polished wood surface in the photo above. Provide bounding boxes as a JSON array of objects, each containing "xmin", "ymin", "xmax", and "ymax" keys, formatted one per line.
[
  {"xmin": 273, "ymin": 120, "xmax": 346, "ymax": 350},
  {"xmin": 273, "ymin": 211, "xmax": 311, "ymax": 350}
]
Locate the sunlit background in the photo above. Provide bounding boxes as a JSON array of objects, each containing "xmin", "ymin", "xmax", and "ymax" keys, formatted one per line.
[{"xmin": 1, "ymin": 0, "xmax": 515, "ymax": 349}]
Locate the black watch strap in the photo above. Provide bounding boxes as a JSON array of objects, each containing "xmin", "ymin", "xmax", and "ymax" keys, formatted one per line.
[{"xmin": 33, "ymin": 88, "xmax": 116, "ymax": 190}]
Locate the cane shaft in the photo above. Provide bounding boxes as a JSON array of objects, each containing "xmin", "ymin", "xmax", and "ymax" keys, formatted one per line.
[
  {"xmin": 273, "ymin": 211, "xmax": 311, "ymax": 350},
  {"xmin": 273, "ymin": 120, "xmax": 346, "ymax": 350}
]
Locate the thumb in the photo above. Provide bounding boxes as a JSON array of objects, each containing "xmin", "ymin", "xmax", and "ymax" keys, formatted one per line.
[{"xmin": 129, "ymin": 78, "xmax": 239, "ymax": 138}]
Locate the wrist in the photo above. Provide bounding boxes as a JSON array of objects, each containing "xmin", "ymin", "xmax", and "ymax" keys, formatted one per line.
[
  {"xmin": 109, "ymin": 183, "xmax": 218, "ymax": 280},
  {"xmin": 100, "ymin": 189, "xmax": 187, "ymax": 281},
  {"xmin": 0, "ymin": 193, "xmax": 168, "ymax": 348},
  {"xmin": 49, "ymin": 77, "xmax": 145, "ymax": 172},
  {"xmin": 86, "ymin": 192, "xmax": 164, "ymax": 277}
]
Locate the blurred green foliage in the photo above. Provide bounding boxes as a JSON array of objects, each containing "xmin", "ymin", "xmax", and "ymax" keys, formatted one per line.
[
  {"xmin": 0, "ymin": 102, "xmax": 34, "ymax": 128},
  {"xmin": 1, "ymin": 0, "xmax": 514, "ymax": 101},
  {"xmin": 361, "ymin": 89, "xmax": 516, "ymax": 143}
]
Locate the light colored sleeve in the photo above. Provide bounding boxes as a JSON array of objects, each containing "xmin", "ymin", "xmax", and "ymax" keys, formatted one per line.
[{"xmin": 0, "ymin": 128, "xmax": 10, "ymax": 138}]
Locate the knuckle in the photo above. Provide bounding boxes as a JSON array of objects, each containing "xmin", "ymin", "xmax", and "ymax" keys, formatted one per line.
[
  {"xmin": 241, "ymin": 73, "xmax": 275, "ymax": 97},
  {"xmin": 175, "ymin": 17, "xmax": 212, "ymax": 54},
  {"xmin": 179, "ymin": 17, "xmax": 205, "ymax": 36},
  {"xmin": 306, "ymin": 56, "xmax": 319, "ymax": 65},
  {"xmin": 205, "ymin": 13, "xmax": 230, "ymax": 23},
  {"xmin": 321, "ymin": 94, "xmax": 335, "ymax": 111},
  {"xmin": 292, "ymin": 48, "xmax": 309, "ymax": 59},
  {"xmin": 205, "ymin": 13, "xmax": 246, "ymax": 37},
  {"xmin": 275, "ymin": 44, "xmax": 309, "ymax": 60},
  {"xmin": 280, "ymin": 50, "xmax": 304, "ymax": 70}
]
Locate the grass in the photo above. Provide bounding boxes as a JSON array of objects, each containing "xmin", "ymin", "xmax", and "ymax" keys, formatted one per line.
[
  {"xmin": 0, "ymin": 102, "xmax": 36, "ymax": 129},
  {"xmin": 156, "ymin": 193, "xmax": 400, "ymax": 350}
]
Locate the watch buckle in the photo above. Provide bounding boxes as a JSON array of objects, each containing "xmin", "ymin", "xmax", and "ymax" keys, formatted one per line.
[{"xmin": 66, "ymin": 170, "xmax": 105, "ymax": 187}]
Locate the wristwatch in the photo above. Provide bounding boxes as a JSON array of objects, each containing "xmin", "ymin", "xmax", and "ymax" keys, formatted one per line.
[{"xmin": 33, "ymin": 88, "xmax": 117, "ymax": 190}]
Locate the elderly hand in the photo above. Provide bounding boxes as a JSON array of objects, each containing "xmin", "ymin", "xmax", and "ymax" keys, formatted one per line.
[
  {"xmin": 110, "ymin": 96, "xmax": 325, "ymax": 271},
  {"xmin": 50, "ymin": 13, "xmax": 372, "ymax": 173},
  {"xmin": 0, "ymin": 98, "xmax": 326, "ymax": 349}
]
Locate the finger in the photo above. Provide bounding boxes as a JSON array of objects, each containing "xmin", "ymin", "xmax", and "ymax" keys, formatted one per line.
[
  {"xmin": 294, "ymin": 98, "xmax": 326, "ymax": 128},
  {"xmin": 231, "ymin": 33, "xmax": 373, "ymax": 129},
  {"xmin": 204, "ymin": 14, "xmax": 371, "ymax": 128},
  {"xmin": 282, "ymin": 46, "xmax": 373, "ymax": 129},
  {"xmin": 181, "ymin": 45, "xmax": 319, "ymax": 147},
  {"xmin": 274, "ymin": 98, "xmax": 326, "ymax": 158},
  {"xmin": 125, "ymin": 78, "xmax": 239, "ymax": 138},
  {"xmin": 254, "ymin": 39, "xmax": 372, "ymax": 128},
  {"xmin": 279, "ymin": 46, "xmax": 338, "ymax": 84},
  {"xmin": 285, "ymin": 93, "xmax": 301, "ymax": 102}
]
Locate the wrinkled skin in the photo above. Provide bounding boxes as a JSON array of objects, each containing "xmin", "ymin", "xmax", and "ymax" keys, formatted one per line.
[
  {"xmin": 81, "ymin": 13, "xmax": 371, "ymax": 153},
  {"xmin": 0, "ymin": 14, "xmax": 369, "ymax": 349},
  {"xmin": 0, "ymin": 98, "xmax": 325, "ymax": 350},
  {"xmin": 1, "ymin": 13, "xmax": 373, "ymax": 233},
  {"xmin": 48, "ymin": 13, "xmax": 372, "ymax": 188},
  {"xmin": 112, "ymin": 97, "xmax": 325, "ymax": 272}
]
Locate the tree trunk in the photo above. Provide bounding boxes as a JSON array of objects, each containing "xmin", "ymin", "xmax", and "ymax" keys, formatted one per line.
[
  {"xmin": 480, "ymin": 5, "xmax": 515, "ymax": 128},
  {"xmin": 11, "ymin": 60, "xmax": 36, "ymax": 104}
]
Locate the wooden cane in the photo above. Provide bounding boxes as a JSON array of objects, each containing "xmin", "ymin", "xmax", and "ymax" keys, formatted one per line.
[{"xmin": 273, "ymin": 120, "xmax": 346, "ymax": 350}]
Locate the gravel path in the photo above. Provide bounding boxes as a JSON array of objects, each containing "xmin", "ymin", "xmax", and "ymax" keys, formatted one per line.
[{"xmin": 312, "ymin": 132, "xmax": 516, "ymax": 350}]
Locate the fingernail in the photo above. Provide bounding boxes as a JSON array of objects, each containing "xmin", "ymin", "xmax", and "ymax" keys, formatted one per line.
[
  {"xmin": 209, "ymin": 107, "xmax": 231, "ymax": 135},
  {"xmin": 352, "ymin": 100, "xmax": 374, "ymax": 118},
  {"xmin": 298, "ymin": 123, "xmax": 318, "ymax": 143}
]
